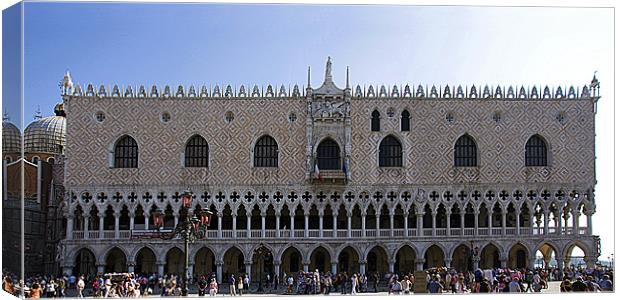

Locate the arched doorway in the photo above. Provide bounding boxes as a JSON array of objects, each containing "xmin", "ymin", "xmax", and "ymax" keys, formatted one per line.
[
  {"xmin": 135, "ymin": 247, "xmax": 156, "ymax": 275},
  {"xmin": 165, "ymin": 247, "xmax": 184, "ymax": 275},
  {"xmin": 508, "ymin": 243, "xmax": 529, "ymax": 269},
  {"xmin": 395, "ymin": 245, "xmax": 416, "ymax": 275},
  {"xmin": 194, "ymin": 247, "xmax": 216, "ymax": 276},
  {"xmin": 535, "ymin": 243, "xmax": 558, "ymax": 268},
  {"xmin": 451, "ymin": 244, "xmax": 471, "ymax": 272},
  {"xmin": 105, "ymin": 247, "xmax": 127, "ymax": 273},
  {"xmin": 480, "ymin": 243, "xmax": 500, "ymax": 269},
  {"xmin": 223, "ymin": 247, "xmax": 245, "ymax": 278},
  {"xmin": 563, "ymin": 243, "xmax": 587, "ymax": 269},
  {"xmin": 309, "ymin": 247, "xmax": 331, "ymax": 273},
  {"xmin": 73, "ymin": 248, "xmax": 96, "ymax": 277},
  {"xmin": 281, "ymin": 246, "xmax": 302, "ymax": 275},
  {"xmin": 367, "ymin": 246, "xmax": 389, "ymax": 275},
  {"xmin": 338, "ymin": 246, "xmax": 359, "ymax": 275},
  {"xmin": 424, "ymin": 245, "xmax": 445, "ymax": 269}
]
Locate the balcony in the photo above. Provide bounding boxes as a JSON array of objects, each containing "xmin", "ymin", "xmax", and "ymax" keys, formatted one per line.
[
  {"xmin": 69, "ymin": 226, "xmax": 590, "ymax": 241},
  {"xmin": 311, "ymin": 170, "xmax": 347, "ymax": 184}
]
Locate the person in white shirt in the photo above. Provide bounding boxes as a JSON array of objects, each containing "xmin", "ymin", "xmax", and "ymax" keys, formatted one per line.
[
  {"xmin": 76, "ymin": 276, "xmax": 85, "ymax": 298},
  {"xmin": 351, "ymin": 274, "xmax": 357, "ymax": 295}
]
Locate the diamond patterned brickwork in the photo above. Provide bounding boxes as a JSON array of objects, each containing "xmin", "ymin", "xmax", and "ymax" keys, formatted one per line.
[{"xmin": 64, "ymin": 95, "xmax": 594, "ymax": 189}]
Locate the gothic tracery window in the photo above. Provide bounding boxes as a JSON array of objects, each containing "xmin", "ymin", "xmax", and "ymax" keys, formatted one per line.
[
  {"xmin": 371, "ymin": 110, "xmax": 380, "ymax": 131},
  {"xmin": 379, "ymin": 135, "xmax": 403, "ymax": 167},
  {"xmin": 114, "ymin": 135, "xmax": 138, "ymax": 168},
  {"xmin": 525, "ymin": 134, "xmax": 548, "ymax": 166},
  {"xmin": 401, "ymin": 110, "xmax": 410, "ymax": 132},
  {"xmin": 454, "ymin": 134, "xmax": 477, "ymax": 167},
  {"xmin": 254, "ymin": 135, "xmax": 278, "ymax": 167},
  {"xmin": 317, "ymin": 139, "xmax": 341, "ymax": 170},
  {"xmin": 185, "ymin": 135, "xmax": 209, "ymax": 167}
]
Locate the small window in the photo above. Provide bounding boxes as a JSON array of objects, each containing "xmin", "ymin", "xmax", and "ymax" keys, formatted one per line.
[
  {"xmin": 401, "ymin": 110, "xmax": 410, "ymax": 131},
  {"xmin": 47, "ymin": 157, "xmax": 55, "ymax": 164},
  {"xmin": 225, "ymin": 111, "xmax": 234, "ymax": 123},
  {"xmin": 95, "ymin": 111, "xmax": 106, "ymax": 123},
  {"xmin": 446, "ymin": 112, "xmax": 455, "ymax": 123},
  {"xmin": 493, "ymin": 112, "xmax": 501, "ymax": 123},
  {"xmin": 32, "ymin": 156, "xmax": 40, "ymax": 164},
  {"xmin": 454, "ymin": 134, "xmax": 477, "ymax": 167},
  {"xmin": 161, "ymin": 112, "xmax": 171, "ymax": 123},
  {"xmin": 4, "ymin": 156, "xmax": 12, "ymax": 163},
  {"xmin": 254, "ymin": 135, "xmax": 278, "ymax": 167},
  {"xmin": 371, "ymin": 110, "xmax": 380, "ymax": 131},
  {"xmin": 289, "ymin": 112, "xmax": 297, "ymax": 123}
]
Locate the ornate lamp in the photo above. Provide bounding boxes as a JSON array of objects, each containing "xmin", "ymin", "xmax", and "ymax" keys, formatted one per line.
[
  {"xmin": 153, "ymin": 209, "xmax": 164, "ymax": 228},
  {"xmin": 182, "ymin": 191, "xmax": 193, "ymax": 208},
  {"xmin": 200, "ymin": 209, "xmax": 213, "ymax": 226}
]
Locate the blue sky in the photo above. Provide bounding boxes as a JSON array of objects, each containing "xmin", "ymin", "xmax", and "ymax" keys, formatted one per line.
[{"xmin": 2, "ymin": 2, "xmax": 614, "ymax": 258}]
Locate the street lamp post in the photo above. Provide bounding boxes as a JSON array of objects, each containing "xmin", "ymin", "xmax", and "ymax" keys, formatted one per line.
[
  {"xmin": 153, "ymin": 191, "xmax": 212, "ymax": 297},
  {"xmin": 253, "ymin": 244, "xmax": 271, "ymax": 293}
]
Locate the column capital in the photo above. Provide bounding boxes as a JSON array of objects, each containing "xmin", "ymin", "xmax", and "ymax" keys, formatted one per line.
[{"xmin": 215, "ymin": 260, "xmax": 224, "ymax": 266}]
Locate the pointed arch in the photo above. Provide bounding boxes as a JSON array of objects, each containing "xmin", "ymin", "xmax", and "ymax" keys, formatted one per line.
[
  {"xmin": 401, "ymin": 110, "xmax": 410, "ymax": 132},
  {"xmin": 371, "ymin": 110, "xmax": 380, "ymax": 131},
  {"xmin": 253, "ymin": 135, "xmax": 278, "ymax": 167},
  {"xmin": 454, "ymin": 134, "xmax": 477, "ymax": 167},
  {"xmin": 379, "ymin": 135, "xmax": 403, "ymax": 167},
  {"xmin": 525, "ymin": 134, "xmax": 548, "ymax": 166},
  {"xmin": 185, "ymin": 134, "xmax": 209, "ymax": 167},
  {"xmin": 113, "ymin": 135, "xmax": 138, "ymax": 168}
]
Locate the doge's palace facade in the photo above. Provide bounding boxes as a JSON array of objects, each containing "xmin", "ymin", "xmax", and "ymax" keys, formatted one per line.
[{"xmin": 58, "ymin": 58, "xmax": 600, "ymax": 282}]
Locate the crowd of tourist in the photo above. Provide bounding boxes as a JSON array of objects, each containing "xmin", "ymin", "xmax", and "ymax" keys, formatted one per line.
[{"xmin": 2, "ymin": 265, "xmax": 613, "ymax": 297}]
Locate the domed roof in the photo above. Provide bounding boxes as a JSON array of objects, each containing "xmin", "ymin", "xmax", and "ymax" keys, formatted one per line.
[
  {"xmin": 2, "ymin": 119, "xmax": 21, "ymax": 153},
  {"xmin": 24, "ymin": 104, "xmax": 66, "ymax": 154}
]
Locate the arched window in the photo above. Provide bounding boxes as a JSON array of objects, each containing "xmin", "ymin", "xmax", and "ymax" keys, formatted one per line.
[
  {"xmin": 114, "ymin": 135, "xmax": 138, "ymax": 168},
  {"xmin": 454, "ymin": 134, "xmax": 477, "ymax": 167},
  {"xmin": 525, "ymin": 135, "xmax": 548, "ymax": 166},
  {"xmin": 185, "ymin": 135, "xmax": 209, "ymax": 167},
  {"xmin": 379, "ymin": 135, "xmax": 402, "ymax": 167},
  {"xmin": 371, "ymin": 110, "xmax": 380, "ymax": 132},
  {"xmin": 254, "ymin": 135, "xmax": 278, "ymax": 167},
  {"xmin": 401, "ymin": 110, "xmax": 410, "ymax": 132},
  {"xmin": 317, "ymin": 139, "xmax": 340, "ymax": 170}
]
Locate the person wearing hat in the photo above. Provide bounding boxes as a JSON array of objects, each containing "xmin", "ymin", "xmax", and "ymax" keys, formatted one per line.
[{"xmin": 572, "ymin": 276, "xmax": 587, "ymax": 292}]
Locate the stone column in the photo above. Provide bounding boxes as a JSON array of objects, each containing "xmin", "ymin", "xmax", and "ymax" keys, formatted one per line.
[
  {"xmin": 556, "ymin": 260, "xmax": 564, "ymax": 279},
  {"xmin": 99, "ymin": 213, "xmax": 104, "ymax": 239},
  {"xmin": 528, "ymin": 257, "xmax": 536, "ymax": 269},
  {"xmin": 460, "ymin": 213, "xmax": 465, "ymax": 236},
  {"xmin": 499, "ymin": 256, "xmax": 507, "ymax": 268},
  {"xmin": 586, "ymin": 213, "xmax": 593, "ymax": 235},
  {"xmin": 331, "ymin": 261, "xmax": 338, "ymax": 275},
  {"xmin": 556, "ymin": 214, "xmax": 562, "ymax": 235},
  {"xmin": 472, "ymin": 257, "xmax": 480, "ymax": 270},
  {"xmin": 359, "ymin": 261, "xmax": 366, "ymax": 275},
  {"xmin": 446, "ymin": 212, "xmax": 451, "ymax": 236},
  {"xmin": 290, "ymin": 214, "xmax": 295, "ymax": 238},
  {"xmin": 129, "ymin": 213, "xmax": 135, "ymax": 232},
  {"xmin": 319, "ymin": 212, "xmax": 324, "ymax": 238},
  {"xmin": 66, "ymin": 216, "xmax": 74, "ymax": 240},
  {"xmin": 275, "ymin": 213, "xmax": 280, "ymax": 238},
  {"xmin": 84, "ymin": 216, "xmax": 90, "ymax": 240},
  {"xmin": 487, "ymin": 213, "xmax": 492, "ymax": 233},
  {"xmin": 416, "ymin": 213, "xmax": 423, "ymax": 237},
  {"xmin": 431, "ymin": 213, "xmax": 437, "ymax": 236},
  {"xmin": 274, "ymin": 261, "xmax": 281, "ymax": 279},
  {"xmin": 97, "ymin": 264, "xmax": 105, "ymax": 275},
  {"xmin": 389, "ymin": 212, "xmax": 394, "ymax": 237},
  {"xmin": 261, "ymin": 213, "xmax": 266, "ymax": 238},
  {"xmin": 375, "ymin": 214, "xmax": 380, "ymax": 237},
  {"xmin": 544, "ymin": 212, "xmax": 550, "ymax": 235},
  {"xmin": 247, "ymin": 214, "xmax": 252, "ymax": 238},
  {"xmin": 474, "ymin": 211, "xmax": 479, "ymax": 235},
  {"xmin": 128, "ymin": 261, "xmax": 135, "ymax": 273},
  {"xmin": 157, "ymin": 263, "xmax": 165, "ymax": 276},
  {"xmin": 304, "ymin": 213, "xmax": 309, "ymax": 238},
  {"xmin": 415, "ymin": 258, "xmax": 425, "ymax": 271},
  {"xmin": 573, "ymin": 211, "xmax": 581, "ymax": 236},
  {"xmin": 403, "ymin": 213, "xmax": 409, "ymax": 237},
  {"xmin": 114, "ymin": 212, "xmax": 121, "ymax": 239},
  {"xmin": 388, "ymin": 259, "xmax": 395, "ymax": 273},
  {"xmin": 333, "ymin": 215, "xmax": 338, "ymax": 237},
  {"xmin": 516, "ymin": 213, "xmax": 521, "ymax": 235},
  {"xmin": 216, "ymin": 261, "xmax": 223, "ymax": 283},
  {"xmin": 217, "ymin": 213, "xmax": 223, "ymax": 238},
  {"xmin": 303, "ymin": 262, "xmax": 309, "ymax": 272},
  {"xmin": 501, "ymin": 212, "xmax": 506, "ymax": 236},
  {"xmin": 347, "ymin": 212, "xmax": 352, "ymax": 238},
  {"xmin": 174, "ymin": 213, "xmax": 179, "ymax": 228},
  {"xmin": 444, "ymin": 259, "xmax": 452, "ymax": 268},
  {"xmin": 232, "ymin": 213, "xmax": 238, "ymax": 237},
  {"xmin": 188, "ymin": 263, "xmax": 194, "ymax": 280},
  {"xmin": 245, "ymin": 261, "xmax": 252, "ymax": 277}
]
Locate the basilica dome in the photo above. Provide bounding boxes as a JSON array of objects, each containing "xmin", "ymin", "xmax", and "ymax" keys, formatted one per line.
[
  {"xmin": 2, "ymin": 119, "xmax": 21, "ymax": 154},
  {"xmin": 24, "ymin": 103, "xmax": 66, "ymax": 154}
]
